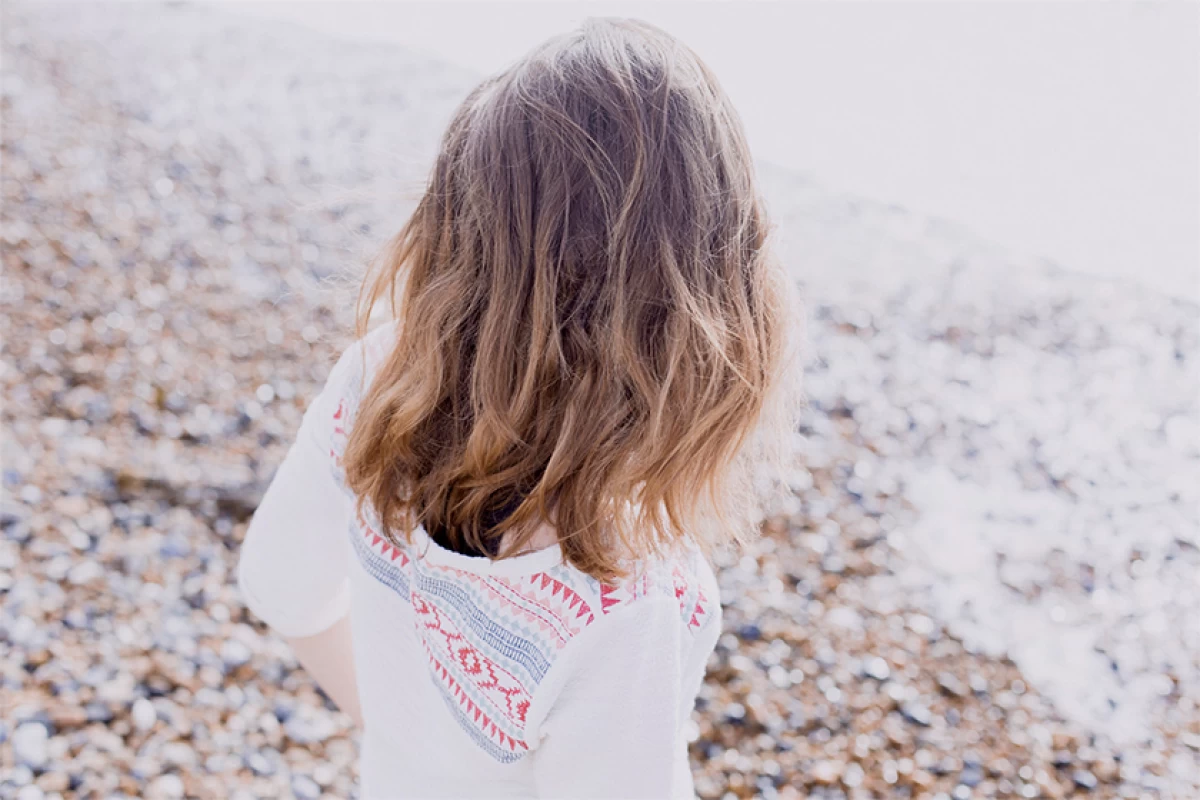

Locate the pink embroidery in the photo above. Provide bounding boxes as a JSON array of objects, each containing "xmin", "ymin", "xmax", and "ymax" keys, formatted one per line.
[
  {"xmin": 413, "ymin": 593, "xmax": 533, "ymax": 730},
  {"xmin": 357, "ymin": 509, "xmax": 410, "ymax": 568},
  {"xmin": 688, "ymin": 586, "xmax": 710, "ymax": 631}
]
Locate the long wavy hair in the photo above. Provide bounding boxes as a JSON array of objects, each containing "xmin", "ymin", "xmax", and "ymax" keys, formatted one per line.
[{"xmin": 343, "ymin": 17, "xmax": 805, "ymax": 584}]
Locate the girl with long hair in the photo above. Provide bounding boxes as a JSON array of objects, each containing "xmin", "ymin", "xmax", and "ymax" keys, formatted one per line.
[{"xmin": 239, "ymin": 16, "xmax": 803, "ymax": 798}]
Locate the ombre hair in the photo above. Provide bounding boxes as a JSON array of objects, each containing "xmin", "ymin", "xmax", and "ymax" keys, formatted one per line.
[{"xmin": 343, "ymin": 17, "xmax": 805, "ymax": 584}]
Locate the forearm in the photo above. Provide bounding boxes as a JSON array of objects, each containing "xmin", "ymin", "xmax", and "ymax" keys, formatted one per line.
[{"xmin": 284, "ymin": 613, "xmax": 364, "ymax": 728}]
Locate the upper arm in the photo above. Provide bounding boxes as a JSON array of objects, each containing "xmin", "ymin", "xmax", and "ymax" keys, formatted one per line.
[
  {"xmin": 529, "ymin": 596, "xmax": 687, "ymax": 799},
  {"xmin": 236, "ymin": 339, "xmax": 367, "ymax": 639}
]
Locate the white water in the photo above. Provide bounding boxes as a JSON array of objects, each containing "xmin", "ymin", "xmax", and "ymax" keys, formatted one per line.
[{"xmin": 228, "ymin": 0, "xmax": 1198, "ymax": 300}]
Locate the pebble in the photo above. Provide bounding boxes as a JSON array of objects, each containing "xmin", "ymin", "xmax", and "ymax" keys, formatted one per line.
[
  {"xmin": 285, "ymin": 708, "xmax": 338, "ymax": 745},
  {"xmin": 900, "ymin": 702, "xmax": 933, "ymax": 727},
  {"xmin": 810, "ymin": 760, "xmax": 843, "ymax": 785},
  {"xmin": 245, "ymin": 752, "xmax": 274, "ymax": 776},
  {"xmin": 162, "ymin": 742, "xmax": 198, "ymax": 768},
  {"xmin": 12, "ymin": 722, "xmax": 49, "ymax": 769},
  {"xmin": 312, "ymin": 762, "xmax": 337, "ymax": 786},
  {"xmin": 66, "ymin": 559, "xmax": 102, "ymax": 585},
  {"xmin": 220, "ymin": 639, "xmax": 252, "ymax": 669},
  {"xmin": 1073, "ymin": 770, "xmax": 1099, "ymax": 791},
  {"xmin": 937, "ymin": 672, "xmax": 967, "ymax": 697},
  {"xmin": 35, "ymin": 773, "xmax": 68, "ymax": 793},
  {"xmin": 291, "ymin": 775, "xmax": 322, "ymax": 800},
  {"xmin": 147, "ymin": 774, "xmax": 185, "ymax": 799},
  {"xmin": 864, "ymin": 656, "xmax": 891, "ymax": 681},
  {"xmin": 47, "ymin": 704, "xmax": 88, "ymax": 729},
  {"xmin": 131, "ymin": 698, "xmax": 157, "ymax": 731}
]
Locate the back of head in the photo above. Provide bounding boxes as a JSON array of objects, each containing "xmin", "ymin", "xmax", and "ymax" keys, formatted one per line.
[{"xmin": 345, "ymin": 17, "xmax": 804, "ymax": 583}]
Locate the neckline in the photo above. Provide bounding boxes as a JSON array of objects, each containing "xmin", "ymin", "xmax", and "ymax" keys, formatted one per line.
[{"xmin": 410, "ymin": 523, "xmax": 565, "ymax": 577}]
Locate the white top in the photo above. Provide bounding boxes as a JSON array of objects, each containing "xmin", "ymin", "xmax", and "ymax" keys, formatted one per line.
[{"xmin": 237, "ymin": 322, "xmax": 724, "ymax": 799}]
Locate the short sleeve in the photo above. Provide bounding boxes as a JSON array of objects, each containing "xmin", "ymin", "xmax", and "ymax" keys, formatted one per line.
[
  {"xmin": 236, "ymin": 340, "xmax": 366, "ymax": 639},
  {"xmin": 529, "ymin": 596, "xmax": 687, "ymax": 799}
]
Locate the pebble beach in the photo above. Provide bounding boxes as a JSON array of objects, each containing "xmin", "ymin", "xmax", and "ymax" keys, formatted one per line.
[{"xmin": 2, "ymin": 4, "xmax": 1197, "ymax": 799}]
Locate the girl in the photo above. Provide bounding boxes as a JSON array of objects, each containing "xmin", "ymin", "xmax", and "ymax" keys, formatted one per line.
[{"xmin": 238, "ymin": 16, "xmax": 802, "ymax": 799}]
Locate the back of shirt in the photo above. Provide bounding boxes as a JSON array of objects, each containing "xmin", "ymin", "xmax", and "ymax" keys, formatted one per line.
[{"xmin": 237, "ymin": 322, "xmax": 724, "ymax": 799}]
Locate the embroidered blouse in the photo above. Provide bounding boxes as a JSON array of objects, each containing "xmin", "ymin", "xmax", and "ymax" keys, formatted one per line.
[{"xmin": 237, "ymin": 322, "xmax": 724, "ymax": 799}]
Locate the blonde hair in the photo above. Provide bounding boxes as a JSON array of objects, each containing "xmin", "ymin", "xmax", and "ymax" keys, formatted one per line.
[{"xmin": 344, "ymin": 17, "xmax": 804, "ymax": 583}]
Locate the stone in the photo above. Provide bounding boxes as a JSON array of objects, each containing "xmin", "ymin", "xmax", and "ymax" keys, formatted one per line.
[
  {"xmin": 34, "ymin": 772, "xmax": 69, "ymax": 792},
  {"xmin": 12, "ymin": 722, "xmax": 49, "ymax": 769},
  {"xmin": 131, "ymin": 697, "xmax": 157, "ymax": 731},
  {"xmin": 811, "ymin": 760, "xmax": 843, "ymax": 785},
  {"xmin": 291, "ymin": 775, "xmax": 321, "ymax": 800},
  {"xmin": 220, "ymin": 639, "xmax": 252, "ymax": 669},
  {"xmin": 47, "ymin": 704, "xmax": 88, "ymax": 728},
  {"xmin": 147, "ymin": 774, "xmax": 185, "ymax": 799},
  {"xmin": 864, "ymin": 656, "xmax": 891, "ymax": 681},
  {"xmin": 67, "ymin": 560, "xmax": 103, "ymax": 586}
]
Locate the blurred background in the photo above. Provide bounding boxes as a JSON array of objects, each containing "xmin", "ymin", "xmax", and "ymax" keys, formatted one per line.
[
  {"xmin": 1, "ymin": 2, "xmax": 1197, "ymax": 799},
  {"xmin": 237, "ymin": 0, "xmax": 1200, "ymax": 300}
]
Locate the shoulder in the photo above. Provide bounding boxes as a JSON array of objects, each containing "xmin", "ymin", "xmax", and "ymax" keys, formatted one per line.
[
  {"xmin": 475, "ymin": 545, "xmax": 719, "ymax": 650},
  {"xmin": 510, "ymin": 549, "xmax": 720, "ymax": 739},
  {"xmin": 560, "ymin": 546, "xmax": 720, "ymax": 637},
  {"xmin": 326, "ymin": 318, "xmax": 400, "ymax": 405},
  {"xmin": 325, "ymin": 319, "xmax": 399, "ymax": 483},
  {"xmin": 508, "ymin": 546, "xmax": 722, "ymax": 692},
  {"xmin": 419, "ymin": 550, "xmax": 716, "ymax": 663}
]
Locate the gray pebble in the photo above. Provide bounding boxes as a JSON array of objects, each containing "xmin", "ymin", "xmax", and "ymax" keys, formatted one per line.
[
  {"xmin": 864, "ymin": 656, "xmax": 890, "ymax": 681},
  {"xmin": 291, "ymin": 775, "xmax": 321, "ymax": 800},
  {"xmin": 147, "ymin": 773, "xmax": 185, "ymax": 799},
  {"xmin": 245, "ymin": 751, "xmax": 274, "ymax": 776},
  {"xmin": 12, "ymin": 722, "xmax": 49, "ymax": 769},
  {"xmin": 284, "ymin": 709, "xmax": 337, "ymax": 745},
  {"xmin": 220, "ymin": 639, "xmax": 252, "ymax": 669},
  {"xmin": 67, "ymin": 559, "xmax": 103, "ymax": 585},
  {"xmin": 131, "ymin": 697, "xmax": 157, "ymax": 731},
  {"xmin": 900, "ymin": 703, "xmax": 933, "ymax": 727}
]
